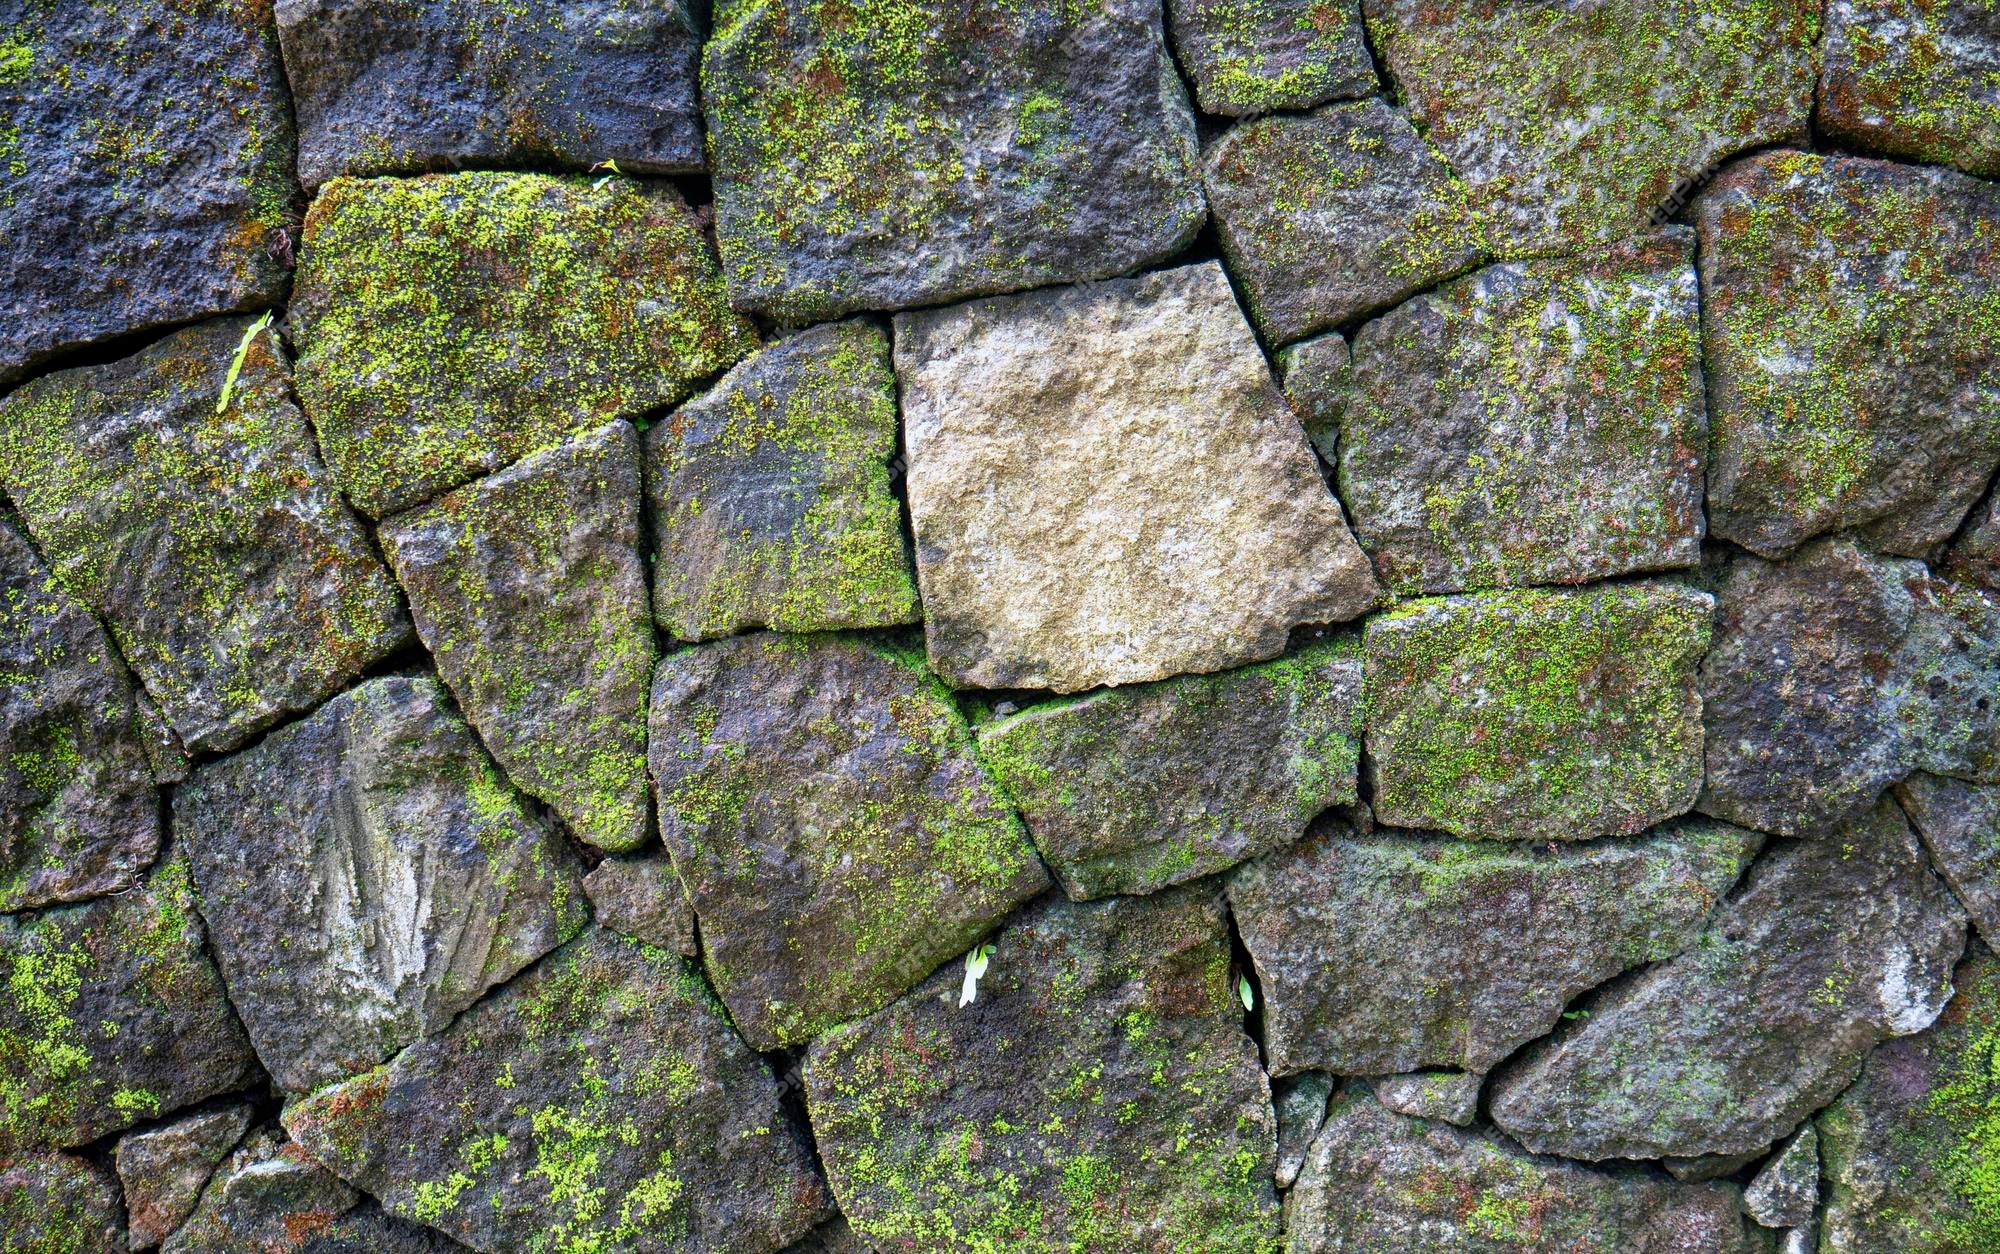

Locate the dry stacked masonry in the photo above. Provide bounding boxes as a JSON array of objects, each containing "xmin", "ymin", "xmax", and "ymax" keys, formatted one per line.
[{"xmin": 1, "ymin": 1, "xmax": 1998, "ymax": 1252}]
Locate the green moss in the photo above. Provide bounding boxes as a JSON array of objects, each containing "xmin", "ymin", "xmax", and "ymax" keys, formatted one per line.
[{"xmin": 293, "ymin": 172, "xmax": 754, "ymax": 517}]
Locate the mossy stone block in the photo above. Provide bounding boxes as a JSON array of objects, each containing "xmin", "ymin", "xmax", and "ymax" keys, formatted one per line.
[
  {"xmin": 1167, "ymin": 0, "xmax": 1376, "ymax": 116},
  {"xmin": 1363, "ymin": 582, "xmax": 1711, "ymax": 841},
  {"xmin": 381, "ymin": 420, "xmax": 655, "ymax": 854},
  {"xmin": 292, "ymin": 171, "xmax": 755, "ymax": 518},
  {"xmin": 647, "ymin": 321, "xmax": 919, "ymax": 642},
  {"xmin": 1821, "ymin": 0, "xmax": 2000, "ymax": 180}
]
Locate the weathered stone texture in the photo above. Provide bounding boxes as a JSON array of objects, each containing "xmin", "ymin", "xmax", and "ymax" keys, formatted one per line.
[
  {"xmin": 1743, "ymin": 1126, "xmax": 1818, "ymax": 1231},
  {"xmin": 1364, "ymin": 582, "xmax": 1712, "ymax": 840},
  {"xmin": 1821, "ymin": 0, "xmax": 2000, "ymax": 179},
  {"xmin": 0, "ymin": 855, "xmax": 257, "ymax": 1155},
  {"xmin": 1274, "ymin": 1072, "xmax": 1335, "ymax": 1188},
  {"xmin": 977, "ymin": 640, "xmax": 1361, "ymax": 900},
  {"xmin": 176, "ymin": 674, "xmax": 587, "ymax": 1094},
  {"xmin": 647, "ymin": 321, "xmax": 919, "ymax": 641},
  {"xmin": 1899, "ymin": 773, "xmax": 2000, "ymax": 952},
  {"xmin": 1952, "ymin": 487, "xmax": 2000, "ymax": 591},
  {"xmin": 285, "ymin": 928, "xmax": 831, "ymax": 1254},
  {"xmin": 1361, "ymin": 0, "xmax": 1816, "ymax": 257},
  {"xmin": 1331, "ymin": 233, "xmax": 1706, "ymax": 595},
  {"xmin": 116, "ymin": 1102, "xmax": 254, "ymax": 1250},
  {"xmin": 1819, "ymin": 943, "xmax": 2000, "ymax": 1253},
  {"xmin": 0, "ymin": 317, "xmax": 410, "ymax": 756},
  {"xmin": 1230, "ymin": 815, "xmax": 1759, "ymax": 1075},
  {"xmin": 1489, "ymin": 799, "xmax": 1966, "ymax": 1162},
  {"xmin": 582, "ymin": 851, "xmax": 699, "ymax": 958},
  {"xmin": 1168, "ymin": 0, "xmax": 1376, "ymax": 115},
  {"xmin": 277, "ymin": 0, "xmax": 704, "ymax": 189},
  {"xmin": 1286, "ymin": 1085, "xmax": 1759, "ymax": 1253},
  {"xmin": 807, "ymin": 887, "xmax": 1281, "ymax": 1251},
  {"xmin": 292, "ymin": 172, "xmax": 754, "ymax": 518},
  {"xmin": 703, "ymin": 0, "xmax": 1205, "ymax": 321},
  {"xmin": 0, "ymin": 1154, "xmax": 128, "ymax": 1254},
  {"xmin": 0, "ymin": 520, "xmax": 159, "ymax": 913},
  {"xmin": 1700, "ymin": 539, "xmax": 2000, "ymax": 838},
  {"xmin": 650, "ymin": 633, "xmax": 1046, "ymax": 1050},
  {"xmin": 1370, "ymin": 1071, "xmax": 1481, "ymax": 1128},
  {"xmin": 0, "ymin": 0, "xmax": 295, "ymax": 386},
  {"xmin": 166, "ymin": 1128, "xmax": 457, "ymax": 1254},
  {"xmin": 1696, "ymin": 151, "xmax": 2000, "ymax": 559},
  {"xmin": 1204, "ymin": 99, "xmax": 1485, "ymax": 343},
  {"xmin": 898, "ymin": 261, "xmax": 1379, "ymax": 693},
  {"xmin": 381, "ymin": 420, "xmax": 654, "ymax": 853}
]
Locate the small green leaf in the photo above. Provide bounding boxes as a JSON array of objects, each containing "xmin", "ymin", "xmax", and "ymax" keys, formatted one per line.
[
  {"xmin": 591, "ymin": 157, "xmax": 626, "ymax": 191},
  {"xmin": 958, "ymin": 943, "xmax": 996, "ymax": 1008},
  {"xmin": 216, "ymin": 311, "xmax": 275, "ymax": 415},
  {"xmin": 1237, "ymin": 975, "xmax": 1255, "ymax": 1013}
]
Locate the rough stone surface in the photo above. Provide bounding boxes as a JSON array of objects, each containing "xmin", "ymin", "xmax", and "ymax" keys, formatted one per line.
[
  {"xmin": 703, "ymin": 0, "xmax": 1205, "ymax": 321},
  {"xmin": 806, "ymin": 887, "xmax": 1281, "ymax": 1251},
  {"xmin": 1331, "ymin": 234, "xmax": 1705, "ymax": 595},
  {"xmin": 1819, "ymin": 942, "xmax": 2000, "ymax": 1253},
  {"xmin": 165, "ymin": 1128, "xmax": 456, "ymax": 1254},
  {"xmin": 0, "ymin": 520, "xmax": 160, "ymax": 913},
  {"xmin": 0, "ymin": 0, "xmax": 294, "ymax": 386},
  {"xmin": 1370, "ymin": 1071, "xmax": 1482, "ymax": 1128},
  {"xmin": 1695, "ymin": 150, "xmax": 2000, "ymax": 559},
  {"xmin": 1699, "ymin": 539, "xmax": 2000, "ymax": 838},
  {"xmin": 292, "ymin": 172, "xmax": 755, "ymax": 518},
  {"xmin": 897, "ymin": 261, "xmax": 1379, "ymax": 693},
  {"xmin": 647, "ymin": 320, "xmax": 919, "ymax": 641},
  {"xmin": 1821, "ymin": 0, "xmax": 2000, "ymax": 179},
  {"xmin": 1361, "ymin": 0, "xmax": 1816, "ymax": 257},
  {"xmin": 0, "ymin": 854, "xmax": 256, "ymax": 1155},
  {"xmin": 115, "ymin": 1102, "xmax": 254, "ymax": 1249},
  {"xmin": 650, "ymin": 632, "xmax": 1047, "ymax": 1049},
  {"xmin": 582, "ymin": 851, "xmax": 699, "ymax": 958},
  {"xmin": 1230, "ymin": 815, "xmax": 1759, "ymax": 1075},
  {"xmin": 176, "ymin": 674, "xmax": 587, "ymax": 1094},
  {"xmin": 1899, "ymin": 773, "xmax": 2000, "ymax": 952},
  {"xmin": 285, "ymin": 927, "xmax": 831, "ymax": 1254},
  {"xmin": 1951, "ymin": 487, "xmax": 2000, "ymax": 591},
  {"xmin": 1274, "ymin": 1072, "xmax": 1335, "ymax": 1189},
  {"xmin": 1286, "ymin": 1085, "xmax": 1759, "ymax": 1252},
  {"xmin": 381, "ymin": 420, "xmax": 653, "ymax": 853},
  {"xmin": 277, "ymin": 0, "xmax": 704, "ymax": 189},
  {"xmin": 1168, "ymin": 0, "xmax": 1375, "ymax": 115},
  {"xmin": 782, "ymin": 1216, "xmax": 867, "ymax": 1254},
  {"xmin": 1204, "ymin": 99, "xmax": 1485, "ymax": 344},
  {"xmin": 1363, "ymin": 582, "xmax": 1712, "ymax": 841},
  {"xmin": 977, "ymin": 639, "xmax": 1361, "ymax": 900},
  {"xmin": 0, "ymin": 317, "xmax": 410, "ymax": 756},
  {"xmin": 0, "ymin": 1153, "xmax": 127, "ymax": 1254},
  {"xmin": 1278, "ymin": 331, "xmax": 1352, "ymax": 461},
  {"xmin": 1489, "ymin": 798, "xmax": 1966, "ymax": 1162},
  {"xmin": 1743, "ymin": 1126, "xmax": 1818, "ymax": 1231}
]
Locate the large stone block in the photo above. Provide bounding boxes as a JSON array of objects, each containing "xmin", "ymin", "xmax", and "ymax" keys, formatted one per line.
[
  {"xmin": 1821, "ymin": 0, "xmax": 2000, "ymax": 179},
  {"xmin": 1330, "ymin": 233, "xmax": 1706, "ymax": 595},
  {"xmin": 276, "ymin": 0, "xmax": 704, "ymax": 188},
  {"xmin": 1205, "ymin": 99, "xmax": 1486, "ymax": 344},
  {"xmin": 1361, "ymin": 0, "xmax": 1816, "ymax": 256},
  {"xmin": 0, "ymin": 856, "xmax": 257, "ymax": 1155},
  {"xmin": 1489, "ymin": 799, "xmax": 1966, "ymax": 1161},
  {"xmin": 0, "ymin": 318, "xmax": 410, "ymax": 755},
  {"xmin": 176, "ymin": 675, "xmax": 588, "ymax": 1094},
  {"xmin": 292, "ymin": 172, "xmax": 754, "ymax": 517},
  {"xmin": 649, "ymin": 633, "xmax": 1047, "ymax": 1049},
  {"xmin": 806, "ymin": 888, "xmax": 1280, "ymax": 1251},
  {"xmin": 1230, "ymin": 815, "xmax": 1760, "ymax": 1076},
  {"xmin": 285, "ymin": 928, "xmax": 831, "ymax": 1254},
  {"xmin": 381, "ymin": 421, "xmax": 654, "ymax": 853},
  {"xmin": 166, "ymin": 1128, "xmax": 457, "ymax": 1253},
  {"xmin": 0, "ymin": 0, "xmax": 295, "ymax": 385},
  {"xmin": 1364, "ymin": 582, "xmax": 1711, "ymax": 841},
  {"xmin": 1696, "ymin": 151, "xmax": 2000, "ymax": 558},
  {"xmin": 897, "ymin": 261, "xmax": 1379, "ymax": 693},
  {"xmin": 115, "ymin": 1103, "xmax": 253, "ymax": 1250},
  {"xmin": 647, "ymin": 321, "xmax": 919, "ymax": 641},
  {"xmin": 0, "ymin": 520, "xmax": 159, "ymax": 913},
  {"xmin": 0, "ymin": 1154, "xmax": 127, "ymax": 1254},
  {"xmin": 980, "ymin": 640, "xmax": 1362, "ymax": 899},
  {"xmin": 703, "ymin": 0, "xmax": 1205, "ymax": 320}
]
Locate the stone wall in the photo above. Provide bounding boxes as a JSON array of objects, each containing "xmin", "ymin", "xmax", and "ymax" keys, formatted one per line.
[{"xmin": 1, "ymin": 2, "xmax": 1998, "ymax": 1251}]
